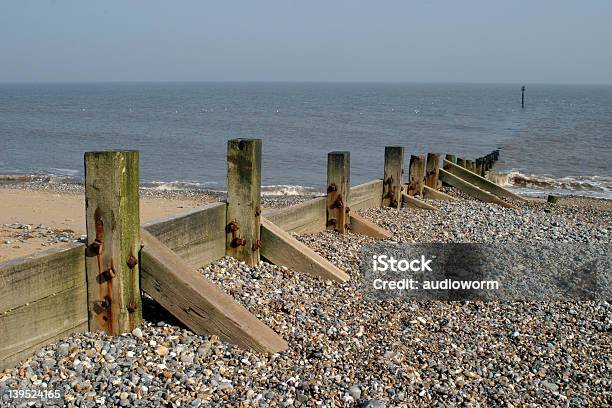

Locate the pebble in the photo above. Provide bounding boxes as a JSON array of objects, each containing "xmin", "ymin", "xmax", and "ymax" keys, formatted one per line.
[
  {"xmin": 131, "ymin": 327, "xmax": 143, "ymax": 339},
  {"xmin": 0, "ymin": 189, "xmax": 608, "ymax": 407}
]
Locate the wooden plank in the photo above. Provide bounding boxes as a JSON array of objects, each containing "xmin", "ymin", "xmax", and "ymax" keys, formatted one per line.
[
  {"xmin": 226, "ymin": 139, "xmax": 262, "ymax": 266},
  {"xmin": 263, "ymin": 197, "xmax": 327, "ymax": 234},
  {"xmin": 349, "ymin": 180, "xmax": 383, "ymax": 210},
  {"xmin": 349, "ymin": 213, "xmax": 393, "ymax": 239},
  {"xmin": 262, "ymin": 179, "xmax": 384, "ymax": 235},
  {"xmin": 402, "ymin": 193, "xmax": 439, "ymax": 211},
  {"xmin": 382, "ymin": 146, "xmax": 404, "ymax": 208},
  {"xmin": 0, "ymin": 243, "xmax": 88, "ymax": 370},
  {"xmin": 442, "ymin": 160, "xmax": 526, "ymax": 202},
  {"xmin": 0, "ymin": 286, "xmax": 88, "ymax": 370},
  {"xmin": 144, "ymin": 202, "xmax": 226, "ymax": 267},
  {"xmin": 407, "ymin": 155, "xmax": 426, "ymax": 197},
  {"xmin": 140, "ymin": 229, "xmax": 287, "ymax": 353},
  {"xmin": 423, "ymin": 185, "xmax": 456, "ymax": 201},
  {"xmin": 445, "ymin": 154, "xmax": 457, "ymax": 164},
  {"xmin": 425, "ymin": 153, "xmax": 441, "ymax": 189},
  {"xmin": 0, "ymin": 243, "xmax": 84, "ymax": 312},
  {"xmin": 439, "ymin": 169, "xmax": 516, "ymax": 208},
  {"xmin": 327, "ymin": 151, "xmax": 350, "ymax": 234},
  {"xmin": 260, "ymin": 218, "xmax": 349, "ymax": 282},
  {"xmin": 84, "ymin": 150, "xmax": 141, "ymax": 335}
]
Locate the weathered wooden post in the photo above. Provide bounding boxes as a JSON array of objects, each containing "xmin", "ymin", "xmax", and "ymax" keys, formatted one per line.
[
  {"xmin": 407, "ymin": 154, "xmax": 426, "ymax": 197},
  {"xmin": 445, "ymin": 154, "xmax": 457, "ymax": 164},
  {"xmin": 425, "ymin": 153, "xmax": 440, "ymax": 189},
  {"xmin": 382, "ymin": 146, "xmax": 404, "ymax": 208},
  {"xmin": 476, "ymin": 158, "xmax": 484, "ymax": 176},
  {"xmin": 327, "ymin": 151, "xmax": 350, "ymax": 234},
  {"xmin": 521, "ymin": 85, "xmax": 526, "ymax": 109},
  {"xmin": 466, "ymin": 159, "xmax": 476, "ymax": 173},
  {"xmin": 456, "ymin": 157, "xmax": 466, "ymax": 168},
  {"xmin": 84, "ymin": 150, "xmax": 142, "ymax": 335},
  {"xmin": 226, "ymin": 139, "xmax": 262, "ymax": 266}
]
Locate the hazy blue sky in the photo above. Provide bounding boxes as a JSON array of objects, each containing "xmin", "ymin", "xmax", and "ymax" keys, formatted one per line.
[{"xmin": 1, "ymin": 0, "xmax": 611, "ymax": 83}]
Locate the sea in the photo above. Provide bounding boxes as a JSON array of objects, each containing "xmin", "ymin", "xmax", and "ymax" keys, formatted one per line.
[{"xmin": 1, "ymin": 82, "xmax": 610, "ymax": 198}]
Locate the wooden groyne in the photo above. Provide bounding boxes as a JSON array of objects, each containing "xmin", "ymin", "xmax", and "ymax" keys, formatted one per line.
[{"xmin": 0, "ymin": 141, "xmax": 511, "ymax": 369}]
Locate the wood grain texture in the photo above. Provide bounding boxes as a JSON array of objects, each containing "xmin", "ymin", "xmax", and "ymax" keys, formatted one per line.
[
  {"xmin": 382, "ymin": 146, "xmax": 404, "ymax": 208},
  {"xmin": 144, "ymin": 202, "xmax": 226, "ymax": 267},
  {"xmin": 0, "ymin": 243, "xmax": 88, "ymax": 370},
  {"xmin": 326, "ymin": 152, "xmax": 350, "ymax": 234},
  {"xmin": 263, "ymin": 197, "xmax": 327, "ymax": 234},
  {"xmin": 401, "ymin": 193, "xmax": 439, "ymax": 211},
  {"xmin": 422, "ymin": 185, "xmax": 456, "ymax": 201},
  {"xmin": 260, "ymin": 218, "xmax": 349, "ymax": 282},
  {"xmin": 442, "ymin": 160, "xmax": 526, "ymax": 202},
  {"xmin": 140, "ymin": 229, "xmax": 287, "ymax": 353},
  {"xmin": 439, "ymin": 169, "xmax": 516, "ymax": 209},
  {"xmin": 84, "ymin": 150, "xmax": 141, "ymax": 335},
  {"xmin": 226, "ymin": 139, "xmax": 262, "ymax": 266},
  {"xmin": 349, "ymin": 180, "xmax": 383, "ymax": 211},
  {"xmin": 407, "ymin": 155, "xmax": 426, "ymax": 197},
  {"xmin": 425, "ymin": 153, "xmax": 441, "ymax": 189},
  {"xmin": 349, "ymin": 213, "xmax": 393, "ymax": 239}
]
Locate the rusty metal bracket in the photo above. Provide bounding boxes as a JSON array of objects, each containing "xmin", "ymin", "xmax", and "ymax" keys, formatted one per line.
[
  {"xmin": 127, "ymin": 300, "xmax": 138, "ymax": 313},
  {"xmin": 330, "ymin": 195, "xmax": 344, "ymax": 209},
  {"xmin": 231, "ymin": 237, "xmax": 246, "ymax": 248},
  {"xmin": 327, "ymin": 183, "xmax": 337, "ymax": 193},
  {"xmin": 251, "ymin": 239, "xmax": 262, "ymax": 251}
]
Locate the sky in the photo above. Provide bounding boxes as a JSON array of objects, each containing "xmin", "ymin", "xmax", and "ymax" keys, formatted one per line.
[{"xmin": 1, "ymin": 0, "xmax": 611, "ymax": 84}]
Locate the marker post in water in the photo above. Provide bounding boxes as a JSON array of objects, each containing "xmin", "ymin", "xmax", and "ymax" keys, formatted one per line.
[{"xmin": 521, "ymin": 85, "xmax": 526, "ymax": 109}]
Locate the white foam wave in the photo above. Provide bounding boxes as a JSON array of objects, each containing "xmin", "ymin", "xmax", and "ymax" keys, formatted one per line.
[
  {"xmin": 143, "ymin": 181, "xmax": 219, "ymax": 191},
  {"xmin": 488, "ymin": 170, "xmax": 612, "ymax": 199},
  {"xmin": 261, "ymin": 185, "xmax": 320, "ymax": 196}
]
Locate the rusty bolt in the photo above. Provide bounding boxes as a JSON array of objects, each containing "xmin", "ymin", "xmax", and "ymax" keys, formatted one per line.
[
  {"xmin": 251, "ymin": 239, "xmax": 262, "ymax": 251},
  {"xmin": 102, "ymin": 267, "xmax": 116, "ymax": 281},
  {"xmin": 345, "ymin": 206, "xmax": 351, "ymax": 214},
  {"xmin": 231, "ymin": 237, "xmax": 246, "ymax": 248},
  {"xmin": 345, "ymin": 223, "xmax": 352, "ymax": 231},
  {"xmin": 228, "ymin": 221, "xmax": 239, "ymax": 232},
  {"xmin": 127, "ymin": 255, "xmax": 138, "ymax": 269},
  {"xmin": 127, "ymin": 300, "xmax": 137, "ymax": 313},
  {"xmin": 255, "ymin": 207, "xmax": 261, "ymax": 217},
  {"xmin": 101, "ymin": 296, "xmax": 111, "ymax": 309},
  {"xmin": 326, "ymin": 219, "xmax": 337, "ymax": 227},
  {"xmin": 327, "ymin": 183, "xmax": 337, "ymax": 193},
  {"xmin": 90, "ymin": 239, "xmax": 103, "ymax": 255}
]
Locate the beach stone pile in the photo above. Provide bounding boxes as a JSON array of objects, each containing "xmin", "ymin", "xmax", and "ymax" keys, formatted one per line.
[
  {"xmin": 1, "ymin": 223, "xmax": 83, "ymax": 247},
  {"xmin": 1, "ymin": 195, "xmax": 610, "ymax": 407}
]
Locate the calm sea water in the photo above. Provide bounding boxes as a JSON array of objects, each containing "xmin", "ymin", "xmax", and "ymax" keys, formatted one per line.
[{"xmin": 1, "ymin": 82, "xmax": 611, "ymax": 197}]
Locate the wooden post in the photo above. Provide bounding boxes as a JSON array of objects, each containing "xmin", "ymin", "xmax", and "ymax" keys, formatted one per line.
[
  {"xmin": 445, "ymin": 154, "xmax": 457, "ymax": 164},
  {"xmin": 407, "ymin": 155, "xmax": 426, "ymax": 197},
  {"xmin": 327, "ymin": 151, "xmax": 350, "ymax": 234},
  {"xmin": 382, "ymin": 146, "xmax": 404, "ymax": 208},
  {"xmin": 457, "ymin": 157, "xmax": 466, "ymax": 168},
  {"xmin": 226, "ymin": 139, "xmax": 262, "ymax": 266},
  {"xmin": 84, "ymin": 150, "xmax": 141, "ymax": 335},
  {"xmin": 475, "ymin": 158, "xmax": 484, "ymax": 176},
  {"xmin": 425, "ymin": 153, "xmax": 440, "ymax": 189},
  {"xmin": 466, "ymin": 159, "xmax": 476, "ymax": 173},
  {"xmin": 521, "ymin": 85, "xmax": 526, "ymax": 109}
]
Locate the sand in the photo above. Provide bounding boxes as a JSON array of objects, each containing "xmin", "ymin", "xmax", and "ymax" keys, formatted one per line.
[{"xmin": 0, "ymin": 188, "xmax": 206, "ymax": 263}]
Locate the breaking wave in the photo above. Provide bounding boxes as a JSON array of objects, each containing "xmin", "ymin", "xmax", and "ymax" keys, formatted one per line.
[{"xmin": 488, "ymin": 171, "xmax": 612, "ymax": 199}]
